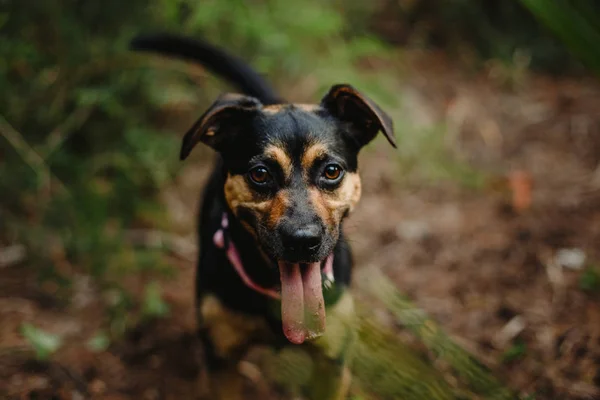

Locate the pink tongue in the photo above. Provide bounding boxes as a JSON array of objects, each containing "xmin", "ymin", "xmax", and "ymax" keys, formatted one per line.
[{"xmin": 278, "ymin": 261, "xmax": 326, "ymax": 344}]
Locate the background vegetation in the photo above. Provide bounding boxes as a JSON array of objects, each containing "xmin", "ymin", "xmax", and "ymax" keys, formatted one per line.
[{"xmin": 2, "ymin": 0, "xmax": 600, "ymax": 399}]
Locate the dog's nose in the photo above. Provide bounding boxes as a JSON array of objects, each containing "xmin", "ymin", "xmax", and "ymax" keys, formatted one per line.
[{"xmin": 281, "ymin": 224, "xmax": 322, "ymax": 253}]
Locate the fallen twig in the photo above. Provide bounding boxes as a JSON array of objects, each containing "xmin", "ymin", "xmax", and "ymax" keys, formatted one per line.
[
  {"xmin": 41, "ymin": 106, "xmax": 94, "ymax": 159},
  {"xmin": 0, "ymin": 115, "xmax": 67, "ymax": 194}
]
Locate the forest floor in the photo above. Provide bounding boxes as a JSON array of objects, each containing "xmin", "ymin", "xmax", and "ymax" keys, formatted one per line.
[{"xmin": 2, "ymin": 51, "xmax": 600, "ymax": 400}]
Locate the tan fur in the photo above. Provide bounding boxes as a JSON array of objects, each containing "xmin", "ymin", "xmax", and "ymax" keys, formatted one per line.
[
  {"xmin": 224, "ymin": 174, "xmax": 268, "ymax": 238},
  {"xmin": 223, "ymin": 145, "xmax": 292, "ymax": 233},
  {"xmin": 224, "ymin": 174, "xmax": 270, "ymax": 215},
  {"xmin": 262, "ymin": 103, "xmax": 320, "ymax": 115},
  {"xmin": 294, "ymin": 103, "xmax": 321, "ymax": 112},
  {"xmin": 262, "ymin": 104, "xmax": 286, "ymax": 114},
  {"xmin": 336, "ymin": 171, "xmax": 362, "ymax": 213},
  {"xmin": 264, "ymin": 145, "xmax": 293, "ymax": 180},
  {"xmin": 199, "ymin": 295, "xmax": 273, "ymax": 360},
  {"xmin": 301, "ymin": 143, "xmax": 328, "ymax": 172},
  {"xmin": 309, "ymin": 172, "xmax": 362, "ymax": 228},
  {"xmin": 309, "ymin": 189, "xmax": 335, "ymax": 228},
  {"xmin": 224, "ymin": 173, "xmax": 290, "ymax": 234},
  {"xmin": 205, "ymin": 128, "xmax": 216, "ymax": 137},
  {"xmin": 267, "ymin": 191, "xmax": 290, "ymax": 229}
]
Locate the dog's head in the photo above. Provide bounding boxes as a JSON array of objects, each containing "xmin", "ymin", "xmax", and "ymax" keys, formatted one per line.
[{"xmin": 182, "ymin": 84, "xmax": 395, "ymax": 343}]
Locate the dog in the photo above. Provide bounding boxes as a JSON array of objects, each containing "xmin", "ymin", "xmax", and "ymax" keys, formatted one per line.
[{"xmin": 130, "ymin": 33, "xmax": 395, "ymax": 399}]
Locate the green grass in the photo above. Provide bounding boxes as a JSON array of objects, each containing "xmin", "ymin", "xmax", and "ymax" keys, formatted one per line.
[
  {"xmin": 519, "ymin": 0, "xmax": 600, "ymax": 76},
  {"xmin": 579, "ymin": 266, "xmax": 600, "ymax": 293},
  {"xmin": 502, "ymin": 340, "xmax": 527, "ymax": 363}
]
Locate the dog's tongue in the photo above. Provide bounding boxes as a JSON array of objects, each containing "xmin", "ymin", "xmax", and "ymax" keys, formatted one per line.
[{"xmin": 278, "ymin": 261, "xmax": 326, "ymax": 344}]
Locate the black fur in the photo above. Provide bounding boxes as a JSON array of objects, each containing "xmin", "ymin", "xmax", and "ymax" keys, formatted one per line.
[{"xmin": 130, "ymin": 33, "xmax": 282, "ymax": 105}]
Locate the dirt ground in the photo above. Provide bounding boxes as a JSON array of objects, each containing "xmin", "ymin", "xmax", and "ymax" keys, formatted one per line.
[{"xmin": 2, "ymin": 53, "xmax": 600, "ymax": 400}]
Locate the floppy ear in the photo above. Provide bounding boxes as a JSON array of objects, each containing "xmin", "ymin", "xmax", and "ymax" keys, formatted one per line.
[
  {"xmin": 180, "ymin": 93, "xmax": 262, "ymax": 160},
  {"xmin": 320, "ymin": 84, "xmax": 396, "ymax": 149}
]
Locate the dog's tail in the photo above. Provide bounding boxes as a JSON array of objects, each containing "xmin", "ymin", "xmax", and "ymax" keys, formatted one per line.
[{"xmin": 130, "ymin": 33, "xmax": 282, "ymax": 105}]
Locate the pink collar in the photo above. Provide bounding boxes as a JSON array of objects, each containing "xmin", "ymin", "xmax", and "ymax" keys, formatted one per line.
[
  {"xmin": 213, "ymin": 213, "xmax": 335, "ymax": 301},
  {"xmin": 213, "ymin": 213, "xmax": 281, "ymax": 300}
]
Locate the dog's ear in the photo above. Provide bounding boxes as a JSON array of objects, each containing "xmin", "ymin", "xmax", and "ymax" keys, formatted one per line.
[
  {"xmin": 320, "ymin": 84, "xmax": 396, "ymax": 149},
  {"xmin": 180, "ymin": 93, "xmax": 262, "ymax": 160}
]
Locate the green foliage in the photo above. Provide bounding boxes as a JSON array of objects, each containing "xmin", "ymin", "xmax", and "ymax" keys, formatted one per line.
[
  {"xmin": 356, "ymin": 269, "xmax": 517, "ymax": 399},
  {"xmin": 20, "ymin": 323, "xmax": 63, "ymax": 361},
  {"xmin": 87, "ymin": 332, "xmax": 111, "ymax": 353},
  {"xmin": 579, "ymin": 266, "xmax": 600, "ymax": 293},
  {"xmin": 519, "ymin": 0, "xmax": 600, "ymax": 76},
  {"xmin": 154, "ymin": 0, "xmax": 394, "ymax": 97},
  {"xmin": 352, "ymin": 317, "xmax": 457, "ymax": 400},
  {"xmin": 142, "ymin": 281, "xmax": 170, "ymax": 319},
  {"xmin": 393, "ymin": 121, "xmax": 487, "ymax": 189},
  {"xmin": 105, "ymin": 287, "xmax": 135, "ymax": 337},
  {"xmin": 502, "ymin": 340, "xmax": 527, "ymax": 363},
  {"xmin": 383, "ymin": 0, "xmax": 586, "ymax": 74},
  {"xmin": 1, "ymin": 0, "xmax": 180, "ymax": 296}
]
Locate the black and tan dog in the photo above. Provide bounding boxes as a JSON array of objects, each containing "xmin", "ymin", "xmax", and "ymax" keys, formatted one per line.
[{"xmin": 130, "ymin": 34, "xmax": 395, "ymax": 399}]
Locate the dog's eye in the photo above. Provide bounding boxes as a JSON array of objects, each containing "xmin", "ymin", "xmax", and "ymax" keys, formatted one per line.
[
  {"xmin": 249, "ymin": 166, "xmax": 271, "ymax": 184},
  {"xmin": 323, "ymin": 164, "xmax": 342, "ymax": 180}
]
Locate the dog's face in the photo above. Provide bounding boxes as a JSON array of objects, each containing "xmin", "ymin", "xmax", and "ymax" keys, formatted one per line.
[
  {"xmin": 182, "ymin": 84, "xmax": 395, "ymax": 343},
  {"xmin": 221, "ymin": 106, "xmax": 363, "ymax": 264},
  {"xmin": 181, "ymin": 85, "xmax": 395, "ymax": 264}
]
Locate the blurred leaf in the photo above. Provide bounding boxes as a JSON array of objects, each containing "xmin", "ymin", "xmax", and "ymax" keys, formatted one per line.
[
  {"xmin": 142, "ymin": 281, "xmax": 170, "ymax": 319},
  {"xmin": 352, "ymin": 316, "xmax": 457, "ymax": 400},
  {"xmin": 0, "ymin": 13, "xmax": 8, "ymax": 29},
  {"xmin": 105, "ymin": 287, "xmax": 135, "ymax": 337},
  {"xmin": 20, "ymin": 323, "xmax": 62, "ymax": 361},
  {"xmin": 87, "ymin": 332, "xmax": 111, "ymax": 352},
  {"xmin": 357, "ymin": 269, "xmax": 516, "ymax": 399},
  {"xmin": 520, "ymin": 0, "xmax": 600, "ymax": 75},
  {"xmin": 502, "ymin": 340, "xmax": 527, "ymax": 363},
  {"xmin": 579, "ymin": 267, "xmax": 600, "ymax": 293},
  {"xmin": 124, "ymin": 128, "xmax": 180, "ymax": 188}
]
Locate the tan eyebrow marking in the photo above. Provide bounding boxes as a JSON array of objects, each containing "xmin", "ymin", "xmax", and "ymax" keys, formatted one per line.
[
  {"xmin": 294, "ymin": 104, "xmax": 320, "ymax": 112},
  {"xmin": 262, "ymin": 104, "xmax": 286, "ymax": 114},
  {"xmin": 301, "ymin": 143, "xmax": 328, "ymax": 172},
  {"xmin": 264, "ymin": 145, "xmax": 293, "ymax": 179},
  {"xmin": 262, "ymin": 103, "xmax": 321, "ymax": 115}
]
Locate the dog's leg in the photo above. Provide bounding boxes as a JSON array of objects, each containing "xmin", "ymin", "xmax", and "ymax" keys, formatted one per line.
[
  {"xmin": 197, "ymin": 335, "xmax": 256, "ymax": 400},
  {"xmin": 208, "ymin": 366, "xmax": 248, "ymax": 400},
  {"xmin": 336, "ymin": 366, "xmax": 352, "ymax": 400},
  {"xmin": 197, "ymin": 294, "xmax": 274, "ymax": 399},
  {"xmin": 303, "ymin": 356, "xmax": 350, "ymax": 400},
  {"xmin": 305, "ymin": 291, "xmax": 357, "ymax": 400}
]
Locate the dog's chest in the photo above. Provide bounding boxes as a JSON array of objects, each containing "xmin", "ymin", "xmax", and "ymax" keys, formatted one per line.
[
  {"xmin": 198, "ymin": 290, "xmax": 356, "ymax": 362},
  {"xmin": 199, "ymin": 294, "xmax": 275, "ymax": 360}
]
